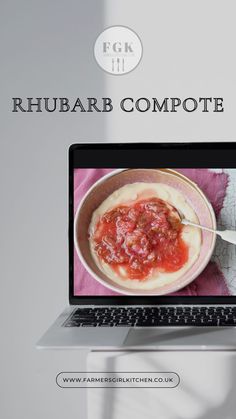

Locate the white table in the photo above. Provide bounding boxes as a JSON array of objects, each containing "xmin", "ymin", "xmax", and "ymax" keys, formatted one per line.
[{"xmin": 87, "ymin": 350, "xmax": 236, "ymax": 419}]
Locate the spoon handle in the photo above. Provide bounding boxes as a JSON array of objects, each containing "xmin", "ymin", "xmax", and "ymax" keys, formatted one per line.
[
  {"xmin": 181, "ymin": 219, "xmax": 216, "ymax": 234},
  {"xmin": 182, "ymin": 219, "xmax": 236, "ymax": 245},
  {"xmin": 219, "ymin": 230, "xmax": 236, "ymax": 245}
]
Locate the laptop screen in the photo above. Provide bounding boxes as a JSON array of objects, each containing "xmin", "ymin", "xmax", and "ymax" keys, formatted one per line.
[{"xmin": 71, "ymin": 144, "xmax": 236, "ymax": 300}]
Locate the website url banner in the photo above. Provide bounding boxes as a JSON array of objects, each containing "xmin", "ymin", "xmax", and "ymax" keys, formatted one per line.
[{"xmin": 56, "ymin": 372, "xmax": 180, "ymax": 388}]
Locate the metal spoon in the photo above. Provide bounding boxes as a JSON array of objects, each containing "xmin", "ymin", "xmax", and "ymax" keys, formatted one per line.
[{"xmin": 178, "ymin": 211, "xmax": 236, "ymax": 245}]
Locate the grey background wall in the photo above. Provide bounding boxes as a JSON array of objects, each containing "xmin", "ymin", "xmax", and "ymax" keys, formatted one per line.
[{"xmin": 1, "ymin": 1, "xmax": 236, "ymax": 418}]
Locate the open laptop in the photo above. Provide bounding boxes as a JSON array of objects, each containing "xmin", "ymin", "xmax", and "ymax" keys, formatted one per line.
[{"xmin": 37, "ymin": 142, "xmax": 236, "ymax": 350}]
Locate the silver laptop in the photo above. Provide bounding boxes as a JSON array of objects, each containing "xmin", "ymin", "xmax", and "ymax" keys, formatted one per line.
[{"xmin": 37, "ymin": 142, "xmax": 236, "ymax": 350}]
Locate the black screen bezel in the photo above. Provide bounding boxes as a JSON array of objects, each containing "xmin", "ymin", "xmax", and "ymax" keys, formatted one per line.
[{"xmin": 69, "ymin": 142, "xmax": 236, "ymax": 305}]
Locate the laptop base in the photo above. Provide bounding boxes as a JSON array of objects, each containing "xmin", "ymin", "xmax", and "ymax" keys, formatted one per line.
[{"xmin": 37, "ymin": 306, "xmax": 236, "ymax": 350}]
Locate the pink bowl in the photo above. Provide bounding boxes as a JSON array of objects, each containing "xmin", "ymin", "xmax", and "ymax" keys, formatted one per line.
[{"xmin": 74, "ymin": 169, "xmax": 216, "ymax": 295}]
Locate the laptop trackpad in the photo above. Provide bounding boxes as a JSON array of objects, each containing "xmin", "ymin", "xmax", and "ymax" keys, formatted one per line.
[{"xmin": 123, "ymin": 327, "xmax": 234, "ymax": 349}]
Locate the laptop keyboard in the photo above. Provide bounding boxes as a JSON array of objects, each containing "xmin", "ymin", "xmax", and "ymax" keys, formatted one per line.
[{"xmin": 64, "ymin": 306, "xmax": 236, "ymax": 327}]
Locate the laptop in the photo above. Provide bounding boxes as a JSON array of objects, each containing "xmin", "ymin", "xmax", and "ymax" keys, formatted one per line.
[{"xmin": 37, "ymin": 142, "xmax": 236, "ymax": 349}]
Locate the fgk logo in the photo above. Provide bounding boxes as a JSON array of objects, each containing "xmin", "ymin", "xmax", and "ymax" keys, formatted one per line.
[
  {"xmin": 94, "ymin": 26, "xmax": 142, "ymax": 75},
  {"xmin": 103, "ymin": 42, "xmax": 133, "ymax": 53}
]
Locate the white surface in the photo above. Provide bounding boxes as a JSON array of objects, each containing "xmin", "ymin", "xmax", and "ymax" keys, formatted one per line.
[{"xmin": 88, "ymin": 351, "xmax": 236, "ymax": 419}]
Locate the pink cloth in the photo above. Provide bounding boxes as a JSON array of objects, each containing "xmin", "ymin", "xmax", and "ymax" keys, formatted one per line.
[
  {"xmin": 74, "ymin": 169, "xmax": 119, "ymax": 296},
  {"xmin": 74, "ymin": 168, "xmax": 230, "ymax": 296}
]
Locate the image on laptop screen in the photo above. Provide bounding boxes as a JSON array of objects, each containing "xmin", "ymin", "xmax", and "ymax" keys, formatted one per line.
[{"xmin": 73, "ymin": 168, "xmax": 235, "ymax": 297}]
